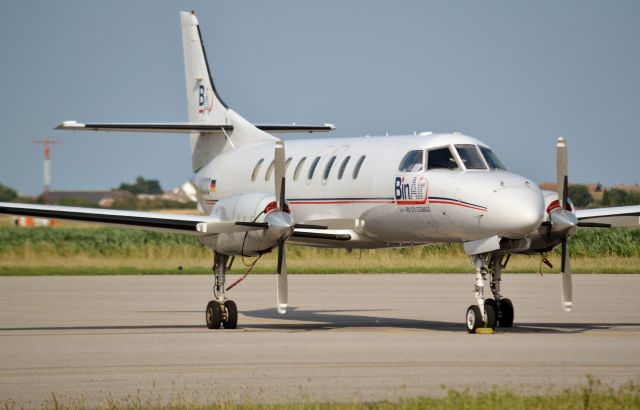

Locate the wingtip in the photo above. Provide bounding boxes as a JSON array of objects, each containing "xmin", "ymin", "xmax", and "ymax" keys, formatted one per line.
[{"xmin": 55, "ymin": 120, "xmax": 82, "ymax": 130}]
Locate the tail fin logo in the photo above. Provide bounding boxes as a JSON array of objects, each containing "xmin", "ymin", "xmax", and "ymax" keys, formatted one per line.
[{"xmin": 198, "ymin": 84, "xmax": 214, "ymax": 114}]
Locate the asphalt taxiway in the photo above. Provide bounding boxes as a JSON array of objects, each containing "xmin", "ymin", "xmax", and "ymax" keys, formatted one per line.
[{"xmin": 1, "ymin": 274, "xmax": 639, "ymax": 406}]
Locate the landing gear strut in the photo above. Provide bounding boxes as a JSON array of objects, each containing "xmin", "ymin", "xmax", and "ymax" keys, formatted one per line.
[
  {"xmin": 466, "ymin": 252, "xmax": 514, "ymax": 333},
  {"xmin": 205, "ymin": 252, "xmax": 238, "ymax": 329}
]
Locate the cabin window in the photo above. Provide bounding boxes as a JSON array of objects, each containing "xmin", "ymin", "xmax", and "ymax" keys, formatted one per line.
[
  {"xmin": 323, "ymin": 156, "xmax": 337, "ymax": 180},
  {"xmin": 285, "ymin": 157, "xmax": 292, "ymax": 174},
  {"xmin": 455, "ymin": 144, "xmax": 486, "ymax": 170},
  {"xmin": 398, "ymin": 150, "xmax": 424, "ymax": 172},
  {"xmin": 352, "ymin": 155, "xmax": 366, "ymax": 179},
  {"xmin": 337, "ymin": 156, "xmax": 351, "ymax": 180},
  {"xmin": 251, "ymin": 159, "xmax": 264, "ymax": 181},
  {"xmin": 307, "ymin": 156, "xmax": 321, "ymax": 180},
  {"xmin": 265, "ymin": 160, "xmax": 275, "ymax": 181},
  {"xmin": 427, "ymin": 147, "xmax": 459, "ymax": 170},
  {"xmin": 293, "ymin": 157, "xmax": 306, "ymax": 180},
  {"xmin": 479, "ymin": 146, "xmax": 507, "ymax": 170}
]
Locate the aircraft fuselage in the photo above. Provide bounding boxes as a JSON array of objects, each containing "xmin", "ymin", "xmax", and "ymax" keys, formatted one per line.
[{"xmin": 193, "ymin": 132, "xmax": 545, "ymax": 248}]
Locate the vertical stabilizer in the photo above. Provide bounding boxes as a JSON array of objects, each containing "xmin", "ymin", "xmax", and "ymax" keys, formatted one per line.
[
  {"xmin": 180, "ymin": 11, "xmax": 274, "ymax": 172},
  {"xmin": 181, "ymin": 11, "xmax": 229, "ymax": 125}
]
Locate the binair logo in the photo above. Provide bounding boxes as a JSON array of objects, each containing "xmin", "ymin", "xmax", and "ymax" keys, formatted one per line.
[
  {"xmin": 198, "ymin": 84, "xmax": 213, "ymax": 114},
  {"xmin": 394, "ymin": 175, "xmax": 428, "ymax": 205}
]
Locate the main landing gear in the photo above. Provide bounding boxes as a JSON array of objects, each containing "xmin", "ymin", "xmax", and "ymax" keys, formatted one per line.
[
  {"xmin": 466, "ymin": 252, "xmax": 515, "ymax": 333},
  {"xmin": 205, "ymin": 252, "xmax": 238, "ymax": 329}
]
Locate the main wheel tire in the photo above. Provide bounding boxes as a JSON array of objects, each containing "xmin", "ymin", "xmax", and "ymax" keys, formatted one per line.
[
  {"xmin": 484, "ymin": 302, "xmax": 497, "ymax": 329},
  {"xmin": 466, "ymin": 305, "xmax": 485, "ymax": 333},
  {"xmin": 485, "ymin": 298, "xmax": 497, "ymax": 314},
  {"xmin": 222, "ymin": 300, "xmax": 238, "ymax": 329},
  {"xmin": 498, "ymin": 298, "xmax": 514, "ymax": 328},
  {"xmin": 206, "ymin": 300, "xmax": 222, "ymax": 329}
]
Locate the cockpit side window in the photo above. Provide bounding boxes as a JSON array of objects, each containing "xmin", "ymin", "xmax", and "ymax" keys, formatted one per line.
[
  {"xmin": 427, "ymin": 147, "xmax": 459, "ymax": 170},
  {"xmin": 398, "ymin": 150, "xmax": 424, "ymax": 172},
  {"xmin": 455, "ymin": 144, "xmax": 487, "ymax": 170},
  {"xmin": 479, "ymin": 146, "xmax": 507, "ymax": 170}
]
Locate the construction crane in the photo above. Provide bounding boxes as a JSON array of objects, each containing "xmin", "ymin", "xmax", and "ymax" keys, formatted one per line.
[{"xmin": 32, "ymin": 138, "xmax": 62, "ymax": 204}]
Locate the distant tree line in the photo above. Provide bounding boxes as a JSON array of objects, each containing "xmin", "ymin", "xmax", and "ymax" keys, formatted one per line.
[
  {"xmin": 0, "ymin": 183, "xmax": 17, "ymax": 202},
  {"xmin": 118, "ymin": 176, "xmax": 163, "ymax": 195},
  {"xmin": 0, "ymin": 177, "xmax": 195, "ymax": 211},
  {"xmin": 568, "ymin": 184, "xmax": 640, "ymax": 208}
]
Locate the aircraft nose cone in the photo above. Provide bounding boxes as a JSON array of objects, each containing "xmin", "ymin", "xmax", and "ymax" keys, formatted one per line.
[
  {"xmin": 485, "ymin": 187, "xmax": 544, "ymax": 238},
  {"xmin": 264, "ymin": 211, "xmax": 295, "ymax": 241}
]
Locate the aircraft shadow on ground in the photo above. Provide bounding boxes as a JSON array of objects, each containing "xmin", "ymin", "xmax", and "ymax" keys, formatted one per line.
[
  {"xmin": 1, "ymin": 307, "xmax": 638, "ymax": 334},
  {"xmin": 239, "ymin": 307, "xmax": 640, "ymax": 334},
  {"xmin": 0, "ymin": 324, "xmax": 203, "ymax": 332}
]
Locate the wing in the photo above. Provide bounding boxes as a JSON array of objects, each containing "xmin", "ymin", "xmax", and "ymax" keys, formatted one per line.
[
  {"xmin": 575, "ymin": 205, "xmax": 640, "ymax": 228},
  {"xmin": 0, "ymin": 202, "xmax": 261, "ymax": 235},
  {"xmin": 0, "ymin": 202, "xmax": 356, "ymax": 239}
]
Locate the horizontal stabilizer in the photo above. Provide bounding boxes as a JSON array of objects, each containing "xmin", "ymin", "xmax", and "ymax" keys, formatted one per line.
[
  {"xmin": 56, "ymin": 121, "xmax": 335, "ymax": 134},
  {"xmin": 56, "ymin": 121, "xmax": 232, "ymax": 134},
  {"xmin": 255, "ymin": 123, "xmax": 335, "ymax": 133}
]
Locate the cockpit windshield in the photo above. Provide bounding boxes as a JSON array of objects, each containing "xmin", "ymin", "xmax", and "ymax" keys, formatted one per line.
[
  {"xmin": 455, "ymin": 144, "xmax": 486, "ymax": 170},
  {"xmin": 479, "ymin": 146, "xmax": 507, "ymax": 170},
  {"xmin": 427, "ymin": 147, "xmax": 459, "ymax": 170}
]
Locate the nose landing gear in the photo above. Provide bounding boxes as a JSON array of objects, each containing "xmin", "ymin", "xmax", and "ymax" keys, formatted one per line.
[{"xmin": 466, "ymin": 252, "xmax": 514, "ymax": 333}]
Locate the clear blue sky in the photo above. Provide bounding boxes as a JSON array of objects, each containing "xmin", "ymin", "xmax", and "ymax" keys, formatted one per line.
[{"xmin": 1, "ymin": 1, "xmax": 639, "ymax": 195}]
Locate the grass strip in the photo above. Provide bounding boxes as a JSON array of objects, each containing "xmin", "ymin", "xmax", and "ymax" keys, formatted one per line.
[
  {"xmin": 0, "ymin": 227, "xmax": 638, "ymax": 275},
  {"xmin": 10, "ymin": 378, "xmax": 639, "ymax": 410}
]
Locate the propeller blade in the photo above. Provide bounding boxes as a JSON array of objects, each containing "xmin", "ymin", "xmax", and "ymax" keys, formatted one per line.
[
  {"xmin": 561, "ymin": 239, "xmax": 573, "ymax": 312},
  {"xmin": 556, "ymin": 137, "xmax": 568, "ymax": 208},
  {"xmin": 276, "ymin": 240, "xmax": 288, "ymax": 314},
  {"xmin": 274, "ymin": 139, "xmax": 286, "ymax": 211},
  {"xmin": 273, "ymin": 138, "xmax": 289, "ymax": 314}
]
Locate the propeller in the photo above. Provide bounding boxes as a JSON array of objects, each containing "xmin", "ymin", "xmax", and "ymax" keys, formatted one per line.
[
  {"xmin": 274, "ymin": 139, "xmax": 289, "ymax": 314},
  {"xmin": 556, "ymin": 137, "xmax": 572, "ymax": 312},
  {"xmin": 237, "ymin": 139, "xmax": 353, "ymax": 313}
]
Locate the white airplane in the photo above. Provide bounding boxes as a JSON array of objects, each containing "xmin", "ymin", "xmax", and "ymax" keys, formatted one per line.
[{"xmin": 1, "ymin": 11, "xmax": 639, "ymax": 333}]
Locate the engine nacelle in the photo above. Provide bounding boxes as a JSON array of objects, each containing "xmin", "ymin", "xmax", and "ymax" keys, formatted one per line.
[
  {"xmin": 524, "ymin": 190, "xmax": 577, "ymax": 254},
  {"xmin": 198, "ymin": 192, "xmax": 291, "ymax": 256}
]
